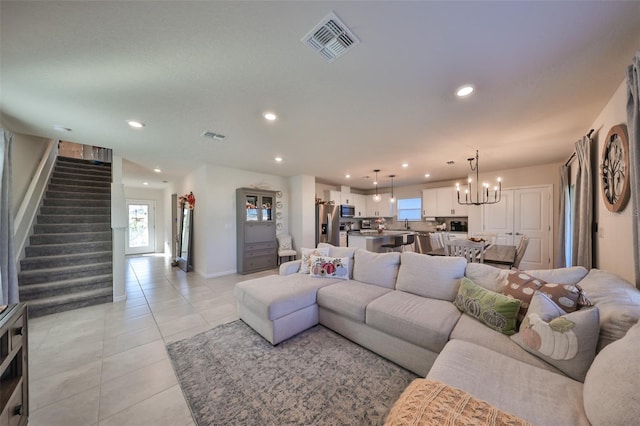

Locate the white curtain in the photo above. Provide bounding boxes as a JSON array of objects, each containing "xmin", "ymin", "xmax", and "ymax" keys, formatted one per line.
[
  {"xmin": 572, "ymin": 136, "xmax": 592, "ymax": 269},
  {"xmin": 0, "ymin": 129, "xmax": 19, "ymax": 304},
  {"xmin": 557, "ymin": 164, "xmax": 570, "ymax": 267},
  {"xmin": 627, "ymin": 50, "xmax": 640, "ymax": 288}
]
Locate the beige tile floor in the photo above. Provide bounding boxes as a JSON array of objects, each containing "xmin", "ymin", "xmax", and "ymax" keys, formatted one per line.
[{"xmin": 28, "ymin": 254, "xmax": 277, "ymax": 426}]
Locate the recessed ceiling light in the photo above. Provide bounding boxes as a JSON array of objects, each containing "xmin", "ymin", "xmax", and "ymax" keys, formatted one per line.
[
  {"xmin": 143, "ymin": 182, "xmax": 149, "ymax": 186},
  {"xmin": 263, "ymin": 112, "xmax": 277, "ymax": 121},
  {"xmin": 345, "ymin": 174, "xmax": 351, "ymax": 179},
  {"xmin": 153, "ymin": 168, "xmax": 161, "ymax": 173},
  {"xmin": 53, "ymin": 125, "xmax": 72, "ymax": 132},
  {"xmin": 456, "ymin": 85, "xmax": 474, "ymax": 97},
  {"xmin": 424, "ymin": 173, "xmax": 431, "ymax": 178},
  {"xmin": 401, "ymin": 163, "xmax": 409, "ymax": 168},
  {"xmin": 127, "ymin": 120, "xmax": 145, "ymax": 128},
  {"xmin": 275, "ymin": 156, "xmax": 283, "ymax": 162}
]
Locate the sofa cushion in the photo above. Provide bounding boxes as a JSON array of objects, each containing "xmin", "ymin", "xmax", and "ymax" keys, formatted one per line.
[
  {"xmin": 352, "ymin": 249, "xmax": 401, "ymax": 289},
  {"xmin": 454, "ymin": 278, "xmax": 520, "ymax": 335},
  {"xmin": 464, "ymin": 262, "xmax": 510, "ymax": 293},
  {"xmin": 366, "ymin": 291, "xmax": 461, "ymax": 353},
  {"xmin": 309, "ymin": 255, "xmax": 350, "ymax": 280},
  {"xmin": 234, "ymin": 273, "xmax": 339, "ymax": 321},
  {"xmin": 427, "ymin": 340, "xmax": 590, "ymax": 426},
  {"xmin": 317, "ymin": 281, "xmax": 391, "ymax": 322},
  {"xmin": 511, "ymin": 292, "xmax": 599, "ymax": 382},
  {"xmin": 395, "ymin": 252, "xmax": 467, "ymax": 301},
  {"xmin": 583, "ymin": 322, "xmax": 640, "ymax": 425},
  {"xmin": 523, "ymin": 266, "xmax": 589, "ymax": 284},
  {"xmin": 299, "ymin": 247, "xmax": 331, "ymax": 274},
  {"xmin": 449, "ymin": 314, "xmax": 564, "ymax": 374},
  {"xmin": 574, "ymin": 268, "xmax": 640, "ymax": 351},
  {"xmin": 317, "ymin": 243, "xmax": 357, "ymax": 259}
]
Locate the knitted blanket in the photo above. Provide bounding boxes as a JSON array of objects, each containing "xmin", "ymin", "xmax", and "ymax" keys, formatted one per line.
[{"xmin": 385, "ymin": 379, "xmax": 532, "ymax": 426}]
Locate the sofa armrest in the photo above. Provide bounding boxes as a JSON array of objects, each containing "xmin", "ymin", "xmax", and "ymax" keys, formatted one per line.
[{"xmin": 279, "ymin": 260, "xmax": 302, "ymax": 275}]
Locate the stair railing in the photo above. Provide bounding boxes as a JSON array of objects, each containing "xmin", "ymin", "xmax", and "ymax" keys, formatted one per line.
[{"xmin": 13, "ymin": 138, "xmax": 58, "ymax": 270}]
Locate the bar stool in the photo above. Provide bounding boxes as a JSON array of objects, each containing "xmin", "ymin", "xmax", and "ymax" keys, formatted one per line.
[
  {"xmin": 402, "ymin": 234, "xmax": 415, "ymax": 252},
  {"xmin": 381, "ymin": 235, "xmax": 404, "ymax": 252}
]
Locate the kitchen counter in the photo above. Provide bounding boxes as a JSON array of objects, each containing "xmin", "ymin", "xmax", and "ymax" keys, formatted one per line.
[{"xmin": 347, "ymin": 230, "xmax": 415, "ymax": 253}]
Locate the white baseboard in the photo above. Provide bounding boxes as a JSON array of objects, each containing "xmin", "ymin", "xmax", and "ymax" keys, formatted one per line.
[{"xmin": 197, "ymin": 269, "xmax": 237, "ymax": 279}]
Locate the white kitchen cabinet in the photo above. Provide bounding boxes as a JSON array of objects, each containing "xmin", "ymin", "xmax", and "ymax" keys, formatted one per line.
[
  {"xmin": 422, "ymin": 187, "xmax": 467, "ymax": 217},
  {"xmin": 325, "ymin": 190, "xmax": 342, "ymax": 205},
  {"xmin": 351, "ymin": 193, "xmax": 366, "ymax": 218},
  {"xmin": 366, "ymin": 193, "xmax": 393, "ymax": 217},
  {"xmin": 422, "ymin": 189, "xmax": 438, "ymax": 217}
]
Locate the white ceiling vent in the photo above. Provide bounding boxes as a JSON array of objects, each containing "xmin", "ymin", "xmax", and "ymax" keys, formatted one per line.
[
  {"xmin": 302, "ymin": 12, "xmax": 360, "ymax": 63},
  {"xmin": 202, "ymin": 131, "xmax": 226, "ymax": 141}
]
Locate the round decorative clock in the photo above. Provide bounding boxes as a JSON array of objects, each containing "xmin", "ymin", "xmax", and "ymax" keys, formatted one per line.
[{"xmin": 599, "ymin": 124, "xmax": 630, "ymax": 212}]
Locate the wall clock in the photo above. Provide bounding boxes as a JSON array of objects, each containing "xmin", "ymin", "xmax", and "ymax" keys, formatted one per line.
[{"xmin": 599, "ymin": 124, "xmax": 630, "ymax": 212}]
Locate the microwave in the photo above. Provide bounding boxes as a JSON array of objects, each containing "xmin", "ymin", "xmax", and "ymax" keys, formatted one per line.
[{"xmin": 340, "ymin": 204, "xmax": 355, "ymax": 218}]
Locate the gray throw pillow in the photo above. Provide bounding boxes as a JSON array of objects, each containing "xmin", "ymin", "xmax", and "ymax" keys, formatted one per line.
[{"xmin": 511, "ymin": 291, "xmax": 599, "ymax": 382}]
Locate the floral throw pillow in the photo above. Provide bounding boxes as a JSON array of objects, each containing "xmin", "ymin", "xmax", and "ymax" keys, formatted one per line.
[
  {"xmin": 502, "ymin": 270, "xmax": 591, "ymax": 324},
  {"xmin": 454, "ymin": 277, "xmax": 521, "ymax": 336},
  {"xmin": 309, "ymin": 256, "xmax": 350, "ymax": 280},
  {"xmin": 299, "ymin": 247, "xmax": 331, "ymax": 274},
  {"xmin": 511, "ymin": 291, "xmax": 599, "ymax": 382}
]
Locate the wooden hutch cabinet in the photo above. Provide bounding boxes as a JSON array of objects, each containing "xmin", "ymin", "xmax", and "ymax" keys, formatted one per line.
[
  {"xmin": 0, "ymin": 303, "xmax": 28, "ymax": 426},
  {"xmin": 236, "ymin": 188, "xmax": 277, "ymax": 274}
]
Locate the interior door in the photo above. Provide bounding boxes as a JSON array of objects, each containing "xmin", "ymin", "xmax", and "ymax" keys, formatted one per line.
[
  {"xmin": 482, "ymin": 187, "xmax": 552, "ymax": 269},
  {"xmin": 126, "ymin": 200, "xmax": 156, "ymax": 254},
  {"xmin": 514, "ymin": 187, "xmax": 551, "ymax": 270},
  {"xmin": 482, "ymin": 190, "xmax": 514, "ymax": 245}
]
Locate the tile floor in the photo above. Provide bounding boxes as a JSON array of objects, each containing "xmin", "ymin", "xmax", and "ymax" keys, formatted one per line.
[{"xmin": 27, "ymin": 254, "xmax": 277, "ymax": 426}]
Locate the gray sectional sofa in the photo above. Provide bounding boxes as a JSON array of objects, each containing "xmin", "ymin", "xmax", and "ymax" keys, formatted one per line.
[{"xmin": 234, "ymin": 243, "xmax": 640, "ymax": 425}]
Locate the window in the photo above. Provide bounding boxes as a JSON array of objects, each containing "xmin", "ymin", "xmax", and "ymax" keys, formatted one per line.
[{"xmin": 396, "ymin": 197, "xmax": 422, "ymax": 221}]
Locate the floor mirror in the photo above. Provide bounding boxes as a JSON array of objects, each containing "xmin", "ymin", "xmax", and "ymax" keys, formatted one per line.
[{"xmin": 177, "ymin": 202, "xmax": 194, "ymax": 272}]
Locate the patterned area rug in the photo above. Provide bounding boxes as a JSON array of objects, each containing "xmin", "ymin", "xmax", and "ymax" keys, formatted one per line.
[{"xmin": 166, "ymin": 320, "xmax": 417, "ymax": 425}]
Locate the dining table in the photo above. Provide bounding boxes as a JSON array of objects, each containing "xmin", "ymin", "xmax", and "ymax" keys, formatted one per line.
[{"xmin": 426, "ymin": 244, "xmax": 517, "ymax": 267}]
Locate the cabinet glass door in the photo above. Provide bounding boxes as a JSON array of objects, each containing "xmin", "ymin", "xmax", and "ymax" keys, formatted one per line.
[
  {"xmin": 245, "ymin": 194, "xmax": 259, "ymax": 221},
  {"xmin": 261, "ymin": 195, "xmax": 273, "ymax": 221}
]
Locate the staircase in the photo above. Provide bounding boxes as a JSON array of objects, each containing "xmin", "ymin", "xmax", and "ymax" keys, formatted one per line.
[{"xmin": 18, "ymin": 157, "xmax": 113, "ymax": 318}]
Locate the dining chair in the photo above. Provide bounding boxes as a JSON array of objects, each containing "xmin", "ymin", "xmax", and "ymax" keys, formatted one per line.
[
  {"xmin": 276, "ymin": 234, "xmax": 297, "ymax": 265},
  {"xmin": 445, "ymin": 238, "xmax": 486, "ymax": 263},
  {"xmin": 473, "ymin": 231, "xmax": 497, "ymax": 246},
  {"xmin": 512, "ymin": 235, "xmax": 529, "ymax": 269},
  {"xmin": 429, "ymin": 233, "xmax": 443, "ymax": 250}
]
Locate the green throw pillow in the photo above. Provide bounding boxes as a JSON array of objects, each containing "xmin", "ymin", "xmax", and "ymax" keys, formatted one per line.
[{"xmin": 454, "ymin": 277, "xmax": 521, "ymax": 335}]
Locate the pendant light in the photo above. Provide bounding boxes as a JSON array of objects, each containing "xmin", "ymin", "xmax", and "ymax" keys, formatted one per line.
[
  {"xmin": 389, "ymin": 175, "xmax": 396, "ymax": 203},
  {"xmin": 373, "ymin": 169, "xmax": 381, "ymax": 202},
  {"xmin": 456, "ymin": 150, "xmax": 502, "ymax": 205}
]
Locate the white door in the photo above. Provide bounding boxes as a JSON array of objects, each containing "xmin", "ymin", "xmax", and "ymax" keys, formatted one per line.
[
  {"xmin": 483, "ymin": 186, "xmax": 552, "ymax": 269},
  {"xmin": 514, "ymin": 188, "xmax": 551, "ymax": 270},
  {"xmin": 483, "ymin": 190, "xmax": 515, "ymax": 245},
  {"xmin": 126, "ymin": 200, "xmax": 156, "ymax": 254}
]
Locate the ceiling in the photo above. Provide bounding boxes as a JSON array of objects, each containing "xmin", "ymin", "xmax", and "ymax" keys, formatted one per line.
[{"xmin": 2, "ymin": 1, "xmax": 639, "ymax": 191}]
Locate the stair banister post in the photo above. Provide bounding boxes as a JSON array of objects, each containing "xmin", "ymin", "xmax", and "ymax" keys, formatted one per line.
[{"xmin": 111, "ymin": 155, "xmax": 127, "ymax": 302}]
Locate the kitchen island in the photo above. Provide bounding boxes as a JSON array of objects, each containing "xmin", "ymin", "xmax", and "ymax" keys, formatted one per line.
[{"xmin": 348, "ymin": 230, "xmax": 416, "ymax": 253}]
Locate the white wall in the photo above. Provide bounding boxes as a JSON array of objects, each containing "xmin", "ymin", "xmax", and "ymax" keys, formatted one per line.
[
  {"xmin": 291, "ymin": 175, "xmax": 316, "ymax": 250},
  {"xmin": 165, "ymin": 165, "xmax": 291, "ymax": 278},
  {"xmin": 124, "ymin": 187, "xmax": 166, "ymax": 253},
  {"xmin": 10, "ymin": 133, "xmax": 49, "ymax": 217},
  {"xmin": 590, "ymin": 80, "xmax": 635, "ymax": 283}
]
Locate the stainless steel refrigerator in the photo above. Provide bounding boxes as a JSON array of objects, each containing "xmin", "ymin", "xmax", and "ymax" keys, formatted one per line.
[{"xmin": 316, "ymin": 204, "xmax": 340, "ymax": 246}]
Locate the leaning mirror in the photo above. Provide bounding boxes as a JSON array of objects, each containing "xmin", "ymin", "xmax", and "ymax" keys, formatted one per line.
[{"xmin": 177, "ymin": 192, "xmax": 195, "ymax": 272}]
